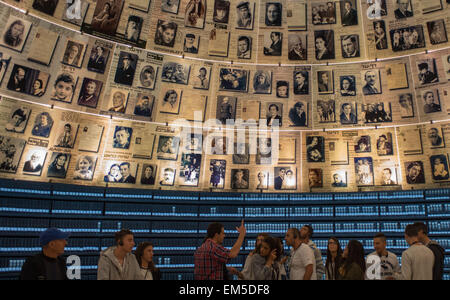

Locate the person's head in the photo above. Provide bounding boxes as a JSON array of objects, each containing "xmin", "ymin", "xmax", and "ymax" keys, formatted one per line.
[
  {"xmin": 277, "ymin": 81, "xmax": 288, "ymax": 97},
  {"xmin": 342, "ymin": 35, "xmax": 357, "ymax": 56},
  {"xmin": 259, "ymin": 236, "xmax": 281, "ymax": 261},
  {"xmin": 315, "ymin": 36, "xmax": 327, "ymax": 51},
  {"xmin": 63, "ymin": 123, "xmax": 72, "ymax": 134},
  {"xmin": 95, "ymin": 46, "xmax": 104, "ymax": 56},
  {"xmin": 286, "ymin": 170, "xmax": 293, "ymax": 178},
  {"xmin": 382, "ymin": 168, "xmax": 392, "ymax": 182},
  {"xmin": 185, "ymin": 33, "xmax": 195, "ymax": 46},
  {"xmin": 115, "ymin": 127, "xmax": 130, "ymax": 147},
  {"xmin": 278, "ymin": 168, "xmax": 286, "ymax": 177},
  {"xmin": 215, "ymin": 1, "xmax": 228, "ymax": 21},
  {"xmin": 237, "ymin": 2, "xmax": 250, "ymax": 18},
  {"xmin": 139, "ymin": 96, "xmax": 150, "ymax": 107},
  {"xmin": 112, "ymin": 91, "xmax": 125, "ymax": 108},
  {"xmin": 428, "ymin": 127, "xmax": 439, "ymax": 139},
  {"xmin": 374, "ymin": 21, "xmax": 383, "ymax": 33},
  {"xmin": 54, "ymin": 74, "xmax": 75, "ymax": 100},
  {"xmin": 342, "ymin": 77, "xmax": 353, "ymax": 91},
  {"xmin": 115, "ymin": 229, "xmax": 135, "ymax": 253},
  {"xmin": 327, "ymin": 237, "xmax": 342, "ymax": 256},
  {"xmin": 122, "ymin": 54, "xmax": 132, "ymax": 68},
  {"xmin": 144, "ymin": 165, "xmax": 154, "ymax": 178},
  {"xmin": 85, "ymin": 80, "xmax": 97, "ymax": 95},
  {"xmin": 309, "ymin": 169, "xmax": 320, "ymax": 184},
  {"xmin": 344, "ymin": 1, "xmax": 352, "ymax": 10},
  {"xmin": 294, "ymin": 102, "xmax": 304, "ymax": 115},
  {"xmin": 119, "ymin": 162, "xmax": 131, "ymax": 178},
  {"xmin": 257, "ymin": 172, "xmax": 266, "ymax": 184},
  {"xmin": 8, "ymin": 20, "xmax": 25, "ymax": 39},
  {"xmin": 164, "ymin": 90, "xmax": 178, "ymax": 105},
  {"xmin": 343, "ymin": 240, "xmax": 366, "ymax": 271},
  {"xmin": 76, "ymin": 156, "xmax": 92, "ymax": 171},
  {"xmin": 404, "ymin": 224, "xmax": 419, "ymax": 245},
  {"xmin": 407, "ymin": 162, "xmax": 422, "ymax": 180},
  {"xmin": 300, "ymin": 225, "xmax": 313, "ymax": 241},
  {"xmin": 295, "ymin": 71, "xmax": 306, "ymax": 85},
  {"xmin": 365, "ymin": 70, "xmax": 377, "ymax": 85},
  {"xmin": 418, "ymin": 63, "xmax": 429, "ymax": 74},
  {"xmin": 206, "ymin": 222, "xmax": 225, "ymax": 244},
  {"xmin": 15, "ymin": 67, "xmax": 25, "ymax": 81},
  {"xmin": 268, "ymin": 104, "xmax": 279, "ymax": 117},
  {"xmin": 238, "ymin": 36, "xmax": 250, "ymax": 54},
  {"xmin": 234, "ymin": 169, "xmax": 244, "ymax": 181},
  {"xmin": 198, "ymin": 67, "xmax": 207, "ymax": 77},
  {"xmin": 423, "ymin": 91, "xmax": 434, "ymax": 104},
  {"xmin": 68, "ymin": 43, "xmax": 80, "ymax": 59},
  {"xmin": 266, "ymin": 3, "xmax": 280, "ymax": 23},
  {"xmin": 163, "ymin": 168, "xmax": 174, "ymax": 183},
  {"xmin": 135, "ymin": 242, "xmax": 154, "ymax": 267},
  {"xmin": 11, "ymin": 109, "xmax": 26, "ymax": 126},
  {"xmin": 320, "ymin": 72, "xmax": 329, "ymax": 83},
  {"xmin": 33, "ymin": 79, "xmax": 43, "ymax": 91},
  {"xmin": 159, "ymin": 22, "xmax": 176, "ymax": 44},
  {"xmin": 285, "ymin": 227, "xmax": 300, "ymax": 247},
  {"xmin": 54, "ymin": 153, "xmax": 68, "ymax": 167},
  {"xmin": 399, "ymin": 94, "xmax": 411, "ymax": 107},
  {"xmin": 109, "ymin": 164, "xmax": 120, "ymax": 176},
  {"xmin": 397, "ymin": 0, "xmax": 409, "ymax": 12},
  {"xmin": 373, "ymin": 233, "xmax": 387, "ymax": 255},
  {"xmin": 333, "ymin": 173, "xmax": 342, "ymax": 183},
  {"xmin": 30, "ymin": 152, "xmax": 40, "ymax": 163},
  {"xmin": 378, "ymin": 134, "xmax": 387, "ymax": 144},
  {"xmin": 413, "ymin": 222, "xmax": 428, "ymax": 243},
  {"xmin": 342, "ymin": 103, "xmax": 352, "ymax": 114},
  {"xmin": 39, "ymin": 228, "xmax": 69, "ymax": 257},
  {"xmin": 270, "ymin": 32, "xmax": 281, "ymax": 42}
]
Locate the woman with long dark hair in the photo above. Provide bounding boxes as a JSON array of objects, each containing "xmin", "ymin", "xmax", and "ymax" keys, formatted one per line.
[
  {"xmin": 247, "ymin": 236, "xmax": 284, "ymax": 280},
  {"xmin": 135, "ymin": 242, "xmax": 161, "ymax": 280},
  {"xmin": 325, "ymin": 237, "xmax": 344, "ymax": 280},
  {"xmin": 338, "ymin": 240, "xmax": 366, "ymax": 280}
]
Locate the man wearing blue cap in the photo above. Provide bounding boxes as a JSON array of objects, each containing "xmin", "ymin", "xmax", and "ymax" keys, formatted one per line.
[{"xmin": 20, "ymin": 228, "xmax": 70, "ymax": 280}]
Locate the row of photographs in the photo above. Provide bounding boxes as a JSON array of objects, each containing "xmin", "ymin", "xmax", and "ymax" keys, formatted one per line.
[{"xmin": 1, "ymin": 1, "xmax": 449, "ymax": 62}]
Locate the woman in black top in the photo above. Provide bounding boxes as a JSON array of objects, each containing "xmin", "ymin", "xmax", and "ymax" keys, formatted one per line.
[{"xmin": 325, "ymin": 237, "xmax": 344, "ymax": 280}]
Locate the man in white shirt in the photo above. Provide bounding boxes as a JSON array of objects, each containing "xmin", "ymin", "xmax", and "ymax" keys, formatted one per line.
[
  {"xmin": 299, "ymin": 225, "xmax": 325, "ymax": 280},
  {"xmin": 284, "ymin": 228, "xmax": 316, "ymax": 280},
  {"xmin": 366, "ymin": 233, "xmax": 400, "ymax": 280},
  {"xmin": 392, "ymin": 224, "xmax": 434, "ymax": 280}
]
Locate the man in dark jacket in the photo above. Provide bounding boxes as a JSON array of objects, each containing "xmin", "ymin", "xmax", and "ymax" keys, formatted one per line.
[
  {"xmin": 414, "ymin": 222, "xmax": 445, "ymax": 280},
  {"xmin": 20, "ymin": 228, "xmax": 70, "ymax": 280}
]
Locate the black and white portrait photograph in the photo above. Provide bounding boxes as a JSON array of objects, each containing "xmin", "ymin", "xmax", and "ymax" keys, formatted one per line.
[
  {"xmin": 108, "ymin": 89, "xmax": 129, "ymax": 113},
  {"xmin": 159, "ymin": 88, "xmax": 182, "ymax": 114},
  {"xmin": 422, "ymin": 90, "xmax": 441, "ymax": 114},
  {"xmin": 266, "ymin": 103, "xmax": 282, "ymax": 127},
  {"xmin": 22, "ymin": 147, "xmax": 47, "ymax": 176},
  {"xmin": 308, "ymin": 169, "xmax": 323, "ymax": 189},
  {"xmin": 340, "ymin": 102, "xmax": 357, "ymax": 125},
  {"xmin": 140, "ymin": 164, "xmax": 157, "ymax": 185},
  {"xmin": 427, "ymin": 20, "xmax": 447, "ymax": 45},
  {"xmin": 31, "ymin": 112, "xmax": 53, "ymax": 138},
  {"xmin": 32, "ymin": 0, "xmax": 59, "ymax": 16},
  {"xmin": 373, "ymin": 21, "xmax": 388, "ymax": 50},
  {"xmin": 274, "ymin": 167, "xmax": 296, "ymax": 190},
  {"xmin": 340, "ymin": 76, "xmax": 356, "ymax": 96},
  {"xmin": 306, "ymin": 136, "xmax": 325, "ymax": 162},
  {"xmin": 73, "ymin": 155, "xmax": 97, "ymax": 181},
  {"xmin": 54, "ymin": 122, "xmax": 78, "ymax": 148},
  {"xmin": 361, "ymin": 69, "xmax": 382, "ymax": 95},
  {"xmin": 312, "ymin": 2, "xmax": 336, "ymax": 25},
  {"xmin": 417, "ymin": 59, "xmax": 439, "ymax": 85},
  {"xmin": 0, "ymin": 16, "xmax": 32, "ymax": 52},
  {"xmin": 394, "ymin": 0, "xmax": 413, "ymax": 19},
  {"xmin": 134, "ymin": 94, "xmax": 154, "ymax": 118},
  {"xmin": 114, "ymin": 52, "xmax": 138, "ymax": 86},
  {"xmin": 355, "ymin": 135, "xmax": 371, "ymax": 153},
  {"xmin": 47, "ymin": 152, "xmax": 71, "ymax": 178},
  {"xmin": 293, "ymin": 70, "xmax": 309, "ymax": 95},
  {"xmin": 317, "ymin": 100, "xmax": 335, "ymax": 123},
  {"xmin": 161, "ymin": 62, "xmax": 190, "ymax": 85},
  {"xmin": 157, "ymin": 136, "xmax": 180, "ymax": 160},
  {"xmin": 5, "ymin": 106, "xmax": 30, "ymax": 133},
  {"xmin": 185, "ymin": 0, "xmax": 206, "ymax": 29},
  {"xmin": 405, "ymin": 161, "xmax": 425, "ymax": 184},
  {"xmin": 256, "ymin": 171, "xmax": 269, "ymax": 190},
  {"xmin": 314, "ymin": 30, "xmax": 335, "ymax": 60},
  {"xmin": 62, "ymin": 40, "xmax": 87, "ymax": 68},
  {"xmin": 430, "ymin": 154, "xmax": 449, "ymax": 181},
  {"xmin": 183, "ymin": 33, "xmax": 199, "ymax": 54},
  {"xmin": 265, "ymin": 2, "xmax": 282, "ymax": 26},
  {"xmin": 51, "ymin": 73, "xmax": 77, "ymax": 103},
  {"xmin": 236, "ymin": 1, "xmax": 254, "ymax": 29},
  {"xmin": 213, "ymin": 0, "xmax": 230, "ymax": 24},
  {"xmin": 87, "ymin": 45, "xmax": 110, "ymax": 74},
  {"xmin": 399, "ymin": 93, "xmax": 414, "ymax": 118},
  {"xmin": 219, "ymin": 68, "xmax": 248, "ymax": 92},
  {"xmin": 154, "ymin": 20, "xmax": 177, "ymax": 47},
  {"xmin": 233, "ymin": 143, "xmax": 249, "ymax": 164},
  {"xmin": 390, "ymin": 26, "xmax": 425, "ymax": 52},
  {"xmin": 317, "ymin": 70, "xmax": 334, "ymax": 94},
  {"xmin": 7, "ymin": 64, "xmax": 50, "ymax": 97},
  {"xmin": 124, "ymin": 15, "xmax": 143, "ymax": 42},
  {"xmin": 376, "ymin": 133, "xmax": 393, "ymax": 155},
  {"xmin": 288, "ymin": 34, "xmax": 307, "ymax": 61},
  {"xmin": 90, "ymin": 0, "xmax": 125, "ymax": 35},
  {"xmin": 379, "ymin": 167, "xmax": 397, "ymax": 186},
  {"xmin": 0, "ymin": 136, "xmax": 26, "ymax": 174},
  {"xmin": 77, "ymin": 78, "xmax": 102, "ymax": 108},
  {"xmin": 191, "ymin": 65, "xmax": 211, "ymax": 90},
  {"xmin": 216, "ymin": 96, "xmax": 237, "ymax": 125},
  {"xmin": 428, "ymin": 127, "xmax": 445, "ymax": 149},
  {"xmin": 263, "ymin": 32, "xmax": 282, "ymax": 56},
  {"xmin": 256, "ymin": 138, "xmax": 272, "ymax": 165},
  {"xmin": 331, "ymin": 171, "xmax": 347, "ymax": 188},
  {"xmin": 363, "ymin": 102, "xmax": 392, "ymax": 123},
  {"xmin": 237, "ymin": 36, "xmax": 251, "ymax": 59},
  {"xmin": 138, "ymin": 65, "xmax": 158, "ymax": 90},
  {"xmin": 179, "ymin": 153, "xmax": 201, "ymax": 186},
  {"xmin": 103, "ymin": 161, "xmax": 137, "ymax": 184},
  {"xmin": 112, "ymin": 126, "xmax": 132, "ymax": 149},
  {"xmin": 185, "ymin": 133, "xmax": 202, "ymax": 153},
  {"xmin": 341, "ymin": 35, "xmax": 360, "ymax": 58},
  {"xmin": 276, "ymin": 81, "xmax": 289, "ymax": 98},
  {"xmin": 367, "ymin": 0, "xmax": 387, "ymax": 19},
  {"xmin": 161, "ymin": 0, "xmax": 180, "ymax": 14},
  {"xmin": 340, "ymin": 0, "xmax": 358, "ymax": 26},
  {"xmin": 253, "ymin": 70, "xmax": 272, "ymax": 94},
  {"xmin": 209, "ymin": 159, "xmax": 226, "ymax": 189},
  {"xmin": 289, "ymin": 101, "xmax": 307, "ymax": 127},
  {"xmin": 210, "ymin": 136, "xmax": 228, "ymax": 155},
  {"xmin": 355, "ymin": 157, "xmax": 374, "ymax": 186},
  {"xmin": 231, "ymin": 169, "xmax": 249, "ymax": 189}
]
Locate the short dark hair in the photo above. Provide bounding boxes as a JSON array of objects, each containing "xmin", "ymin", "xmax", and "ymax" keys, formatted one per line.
[
  {"xmin": 303, "ymin": 225, "xmax": 314, "ymax": 238},
  {"xmin": 418, "ymin": 63, "xmax": 429, "ymax": 70},
  {"xmin": 374, "ymin": 233, "xmax": 387, "ymax": 241},
  {"xmin": 288, "ymin": 227, "xmax": 300, "ymax": 239},
  {"xmin": 405, "ymin": 224, "xmax": 419, "ymax": 237},
  {"xmin": 413, "ymin": 222, "xmax": 428, "ymax": 235},
  {"xmin": 115, "ymin": 229, "xmax": 133, "ymax": 245},
  {"xmin": 207, "ymin": 222, "xmax": 224, "ymax": 239}
]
